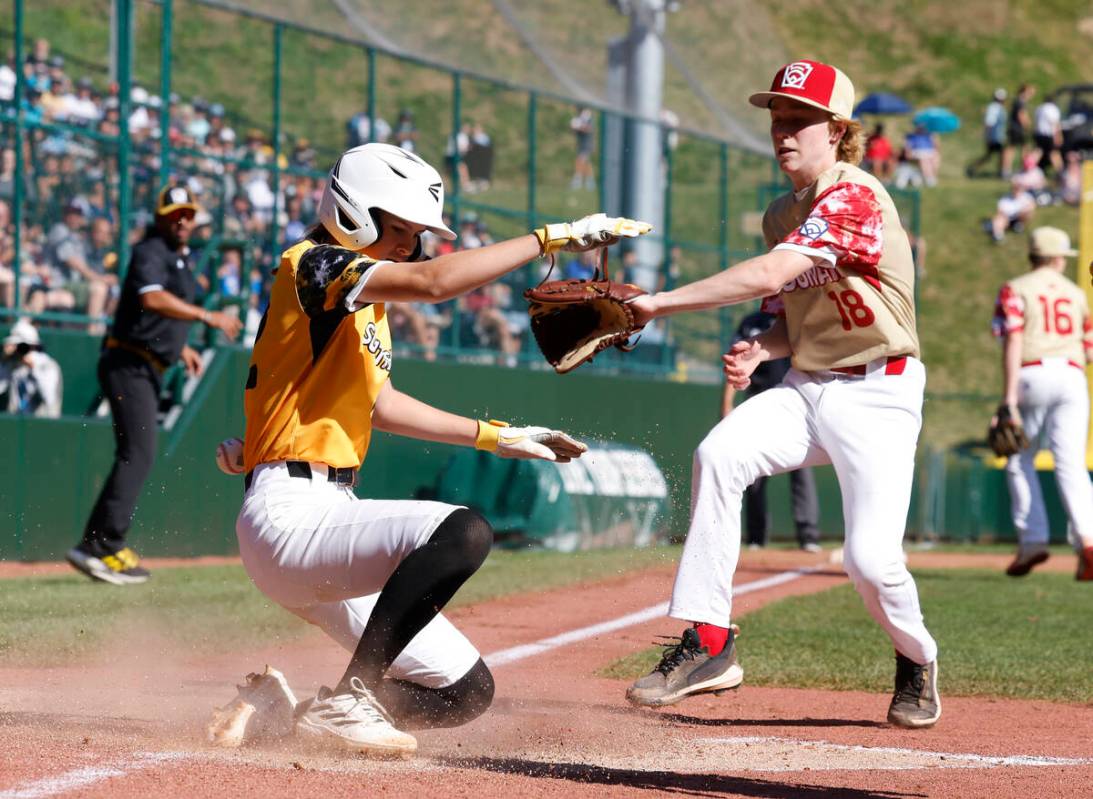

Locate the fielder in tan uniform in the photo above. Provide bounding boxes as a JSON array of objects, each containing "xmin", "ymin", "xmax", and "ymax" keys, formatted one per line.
[
  {"xmin": 623, "ymin": 60, "xmax": 940, "ymax": 728},
  {"xmin": 992, "ymin": 227, "xmax": 1093, "ymax": 580}
]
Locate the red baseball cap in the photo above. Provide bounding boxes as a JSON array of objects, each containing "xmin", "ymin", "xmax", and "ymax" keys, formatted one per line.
[{"xmin": 749, "ymin": 60, "xmax": 856, "ymax": 120}]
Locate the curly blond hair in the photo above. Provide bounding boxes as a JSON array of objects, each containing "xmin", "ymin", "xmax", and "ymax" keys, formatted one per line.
[{"xmin": 831, "ymin": 118, "xmax": 865, "ymax": 166}]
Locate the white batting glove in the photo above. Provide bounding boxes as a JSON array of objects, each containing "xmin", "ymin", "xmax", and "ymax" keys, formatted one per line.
[
  {"xmin": 215, "ymin": 436, "xmax": 246, "ymax": 475},
  {"xmin": 534, "ymin": 213, "xmax": 652, "ymax": 256},
  {"xmin": 474, "ymin": 420, "xmax": 588, "ymax": 463}
]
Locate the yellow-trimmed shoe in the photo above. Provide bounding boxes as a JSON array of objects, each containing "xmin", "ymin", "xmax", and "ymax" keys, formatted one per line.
[{"xmin": 67, "ymin": 544, "xmax": 149, "ymax": 585}]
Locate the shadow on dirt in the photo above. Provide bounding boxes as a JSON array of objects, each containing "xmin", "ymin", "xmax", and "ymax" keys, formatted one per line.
[
  {"xmin": 442, "ymin": 756, "xmax": 923, "ymax": 798},
  {"xmin": 660, "ymin": 713, "xmax": 889, "ymax": 730}
]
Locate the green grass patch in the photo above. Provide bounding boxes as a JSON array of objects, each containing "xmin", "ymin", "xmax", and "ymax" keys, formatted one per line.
[
  {"xmin": 601, "ymin": 568, "xmax": 1093, "ymax": 703},
  {"xmin": 0, "ymin": 545, "xmax": 680, "ymax": 667}
]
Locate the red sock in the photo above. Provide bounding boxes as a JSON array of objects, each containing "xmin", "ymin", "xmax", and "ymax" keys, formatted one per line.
[{"xmin": 693, "ymin": 623, "xmax": 729, "ymax": 656}]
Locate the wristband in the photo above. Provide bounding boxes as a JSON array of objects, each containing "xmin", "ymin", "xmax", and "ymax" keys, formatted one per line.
[
  {"xmin": 533, "ymin": 223, "xmax": 571, "ymax": 256},
  {"xmin": 474, "ymin": 419, "xmax": 509, "ymax": 451},
  {"xmin": 199, "ymin": 310, "xmax": 210, "ymax": 325}
]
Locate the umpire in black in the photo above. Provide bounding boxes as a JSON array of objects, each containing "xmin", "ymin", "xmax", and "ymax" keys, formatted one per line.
[
  {"xmin": 66, "ymin": 185, "xmax": 242, "ymax": 585},
  {"xmin": 721, "ymin": 310, "xmax": 821, "ymax": 552}
]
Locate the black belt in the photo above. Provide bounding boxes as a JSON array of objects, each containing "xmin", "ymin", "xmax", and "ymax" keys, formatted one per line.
[{"xmin": 244, "ymin": 460, "xmax": 359, "ymax": 492}]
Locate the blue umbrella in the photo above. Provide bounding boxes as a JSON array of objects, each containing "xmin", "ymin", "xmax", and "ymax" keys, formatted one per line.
[
  {"xmin": 854, "ymin": 92, "xmax": 913, "ymax": 116},
  {"xmin": 912, "ymin": 106, "xmax": 961, "ymax": 134}
]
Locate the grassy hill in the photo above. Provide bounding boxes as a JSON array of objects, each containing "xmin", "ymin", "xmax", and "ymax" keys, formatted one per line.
[{"xmin": 8, "ymin": 0, "xmax": 1090, "ymax": 446}]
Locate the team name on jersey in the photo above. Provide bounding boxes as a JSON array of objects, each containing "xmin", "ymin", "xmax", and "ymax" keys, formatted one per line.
[
  {"xmin": 781, "ymin": 263, "xmax": 843, "ymax": 294},
  {"xmin": 363, "ymin": 321, "xmax": 392, "ymax": 372}
]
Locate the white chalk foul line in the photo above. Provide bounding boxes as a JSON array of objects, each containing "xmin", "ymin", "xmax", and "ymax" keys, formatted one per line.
[
  {"xmin": 484, "ymin": 566, "xmax": 821, "ymax": 667},
  {"xmin": 0, "ymin": 752, "xmax": 189, "ymax": 799},
  {"xmin": 0, "ymin": 566, "xmax": 821, "ymax": 797},
  {"xmin": 694, "ymin": 736, "xmax": 1093, "ymax": 771}
]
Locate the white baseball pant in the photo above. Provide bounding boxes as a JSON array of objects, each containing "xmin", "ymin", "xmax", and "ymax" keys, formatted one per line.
[
  {"xmin": 236, "ymin": 461, "xmax": 482, "ymax": 689},
  {"xmin": 1006, "ymin": 359, "xmax": 1093, "ymax": 547},
  {"xmin": 669, "ymin": 356, "xmax": 938, "ymax": 666}
]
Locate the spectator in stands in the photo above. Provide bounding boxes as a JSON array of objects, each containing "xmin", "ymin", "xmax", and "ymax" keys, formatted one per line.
[
  {"xmin": 0, "ymin": 200, "xmax": 14, "ymax": 307},
  {"xmin": 0, "ymin": 54, "xmax": 15, "ymax": 103},
  {"xmin": 0, "ymin": 318, "xmax": 62, "ymax": 418},
  {"xmin": 1032, "ymin": 94, "xmax": 1063, "ymax": 176},
  {"xmin": 244, "ymin": 168, "xmax": 276, "ymax": 223},
  {"xmin": 863, "ymin": 123, "xmax": 895, "ymax": 182},
  {"xmin": 84, "ymin": 180, "xmax": 115, "ymax": 225},
  {"xmin": 0, "ymin": 146, "xmax": 19, "ymax": 201},
  {"xmin": 217, "ymin": 247, "xmax": 243, "ymax": 298},
  {"xmin": 458, "ymin": 214, "xmax": 482, "ymax": 249},
  {"xmin": 570, "ymin": 106, "xmax": 595, "ymax": 190},
  {"xmin": 188, "ymin": 97, "xmax": 212, "ymax": 145},
  {"xmin": 1012, "ymin": 151, "xmax": 1049, "ymax": 201},
  {"xmin": 291, "ymin": 138, "xmax": 317, "ymax": 169},
  {"xmin": 987, "ymin": 178, "xmax": 1036, "ymax": 244},
  {"xmin": 394, "ymin": 109, "xmax": 418, "ymax": 153},
  {"xmin": 283, "ymin": 192, "xmax": 307, "ymax": 247},
  {"xmin": 243, "ymin": 128, "xmax": 271, "ymax": 166},
  {"xmin": 346, "ymin": 106, "xmax": 391, "ymax": 148},
  {"xmin": 903, "ymin": 124, "xmax": 940, "ymax": 187},
  {"xmin": 1060, "ymin": 151, "xmax": 1083, "ymax": 207},
  {"xmin": 67, "ymin": 77, "xmax": 100, "ymax": 126},
  {"xmin": 1004, "ymin": 83, "xmax": 1035, "ymax": 178},
  {"xmin": 563, "ymin": 249, "xmax": 599, "ymax": 281},
  {"xmin": 966, "ymin": 89, "xmax": 1008, "ymax": 179},
  {"xmin": 38, "ymin": 201, "xmax": 117, "ymax": 332},
  {"xmin": 388, "ymin": 302, "xmax": 442, "ymax": 361},
  {"xmin": 29, "ymin": 38, "xmax": 50, "ymax": 69},
  {"xmin": 225, "ymin": 192, "xmax": 260, "ymax": 239},
  {"xmin": 207, "ymin": 103, "xmax": 232, "ymax": 146},
  {"xmin": 468, "ymin": 122, "xmax": 493, "ymax": 191},
  {"xmin": 445, "ymin": 122, "xmax": 472, "ymax": 191}
]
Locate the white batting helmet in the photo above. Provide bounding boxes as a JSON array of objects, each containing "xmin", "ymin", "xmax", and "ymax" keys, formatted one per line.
[{"xmin": 318, "ymin": 143, "xmax": 456, "ymax": 251}]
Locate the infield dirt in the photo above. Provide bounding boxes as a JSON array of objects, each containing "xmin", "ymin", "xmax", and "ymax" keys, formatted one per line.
[{"xmin": 1, "ymin": 549, "xmax": 1090, "ymax": 798}]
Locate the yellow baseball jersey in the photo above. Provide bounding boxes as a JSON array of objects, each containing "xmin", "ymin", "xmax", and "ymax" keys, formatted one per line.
[
  {"xmin": 243, "ymin": 239, "xmax": 392, "ymax": 470},
  {"xmin": 760, "ymin": 162, "xmax": 919, "ymax": 372},
  {"xmin": 993, "ymin": 267, "xmax": 1093, "ymax": 365}
]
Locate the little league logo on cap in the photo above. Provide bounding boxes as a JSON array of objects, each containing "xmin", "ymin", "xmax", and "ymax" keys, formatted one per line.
[
  {"xmin": 155, "ymin": 184, "xmax": 201, "ymax": 217},
  {"xmin": 781, "ymin": 62, "xmax": 814, "ymax": 90},
  {"xmin": 749, "ymin": 59, "xmax": 856, "ymax": 120}
]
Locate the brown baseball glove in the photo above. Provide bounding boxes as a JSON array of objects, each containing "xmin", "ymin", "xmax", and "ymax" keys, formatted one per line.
[
  {"xmin": 524, "ymin": 252, "xmax": 647, "ymax": 374},
  {"xmin": 988, "ymin": 404, "xmax": 1029, "ymax": 457}
]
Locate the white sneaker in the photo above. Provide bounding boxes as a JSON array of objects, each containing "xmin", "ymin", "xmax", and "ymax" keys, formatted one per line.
[
  {"xmin": 801, "ymin": 542, "xmax": 823, "ymax": 553},
  {"xmin": 207, "ymin": 665, "xmax": 299, "ymax": 748},
  {"xmin": 296, "ymin": 677, "xmax": 417, "ymax": 756}
]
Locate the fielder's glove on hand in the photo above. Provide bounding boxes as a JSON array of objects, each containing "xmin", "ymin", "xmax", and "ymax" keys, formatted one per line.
[
  {"xmin": 474, "ymin": 420, "xmax": 588, "ymax": 463},
  {"xmin": 987, "ymin": 404, "xmax": 1029, "ymax": 457},
  {"xmin": 533, "ymin": 213, "xmax": 652, "ymax": 256},
  {"xmin": 215, "ymin": 436, "xmax": 246, "ymax": 475}
]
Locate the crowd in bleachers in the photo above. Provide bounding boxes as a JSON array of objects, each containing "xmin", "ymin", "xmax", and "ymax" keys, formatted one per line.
[{"xmin": 0, "ymin": 37, "xmax": 531, "ymax": 361}]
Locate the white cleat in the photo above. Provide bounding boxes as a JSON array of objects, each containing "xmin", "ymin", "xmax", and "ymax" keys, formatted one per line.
[
  {"xmin": 206, "ymin": 665, "xmax": 299, "ymax": 748},
  {"xmin": 296, "ymin": 676, "xmax": 417, "ymax": 757}
]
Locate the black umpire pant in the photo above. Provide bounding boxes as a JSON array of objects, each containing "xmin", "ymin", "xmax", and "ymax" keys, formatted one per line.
[
  {"xmin": 745, "ymin": 467, "xmax": 820, "ymax": 548},
  {"xmin": 81, "ymin": 348, "xmax": 161, "ymax": 554}
]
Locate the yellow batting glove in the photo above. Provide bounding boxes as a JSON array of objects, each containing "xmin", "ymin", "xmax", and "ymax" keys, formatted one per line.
[
  {"xmin": 474, "ymin": 419, "xmax": 510, "ymax": 452},
  {"xmin": 534, "ymin": 213, "xmax": 653, "ymax": 256}
]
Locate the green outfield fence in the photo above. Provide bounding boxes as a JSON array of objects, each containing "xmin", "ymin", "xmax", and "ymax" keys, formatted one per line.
[{"xmin": 0, "ymin": 0, "xmax": 921, "ymax": 380}]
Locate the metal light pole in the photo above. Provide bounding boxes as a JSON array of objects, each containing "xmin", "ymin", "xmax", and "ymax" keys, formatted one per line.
[{"xmin": 606, "ymin": 0, "xmax": 678, "ymax": 290}]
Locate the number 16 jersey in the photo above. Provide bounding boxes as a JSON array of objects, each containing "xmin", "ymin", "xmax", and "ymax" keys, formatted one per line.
[
  {"xmin": 993, "ymin": 267, "xmax": 1092, "ymax": 364},
  {"xmin": 761, "ymin": 162, "xmax": 920, "ymax": 372}
]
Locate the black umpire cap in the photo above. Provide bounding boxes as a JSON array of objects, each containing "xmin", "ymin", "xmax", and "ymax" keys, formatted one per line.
[{"xmin": 155, "ymin": 184, "xmax": 202, "ymax": 218}]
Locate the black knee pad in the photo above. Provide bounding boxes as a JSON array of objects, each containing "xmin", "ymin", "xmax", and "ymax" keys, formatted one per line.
[
  {"xmin": 432, "ymin": 507, "xmax": 493, "ymax": 570},
  {"xmin": 441, "ymin": 658, "xmax": 494, "ymax": 725}
]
